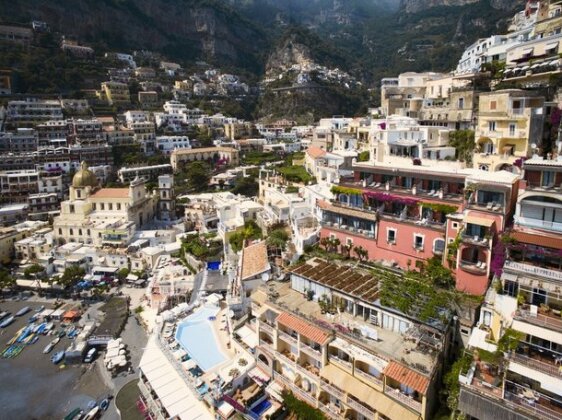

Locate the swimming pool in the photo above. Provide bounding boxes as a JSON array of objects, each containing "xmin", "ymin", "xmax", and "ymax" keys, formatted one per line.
[{"xmin": 175, "ymin": 306, "xmax": 227, "ymax": 372}]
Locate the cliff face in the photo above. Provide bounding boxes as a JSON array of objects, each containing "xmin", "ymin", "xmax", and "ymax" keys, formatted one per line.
[
  {"xmin": 0, "ymin": 0, "xmax": 268, "ymax": 72},
  {"xmin": 399, "ymin": 0, "xmax": 520, "ymax": 14}
]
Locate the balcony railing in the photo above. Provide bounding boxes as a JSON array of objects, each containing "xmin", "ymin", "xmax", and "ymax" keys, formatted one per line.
[
  {"xmin": 509, "ymin": 353, "xmax": 562, "ymax": 378},
  {"xmin": 459, "ymin": 260, "xmax": 488, "ymax": 275},
  {"xmin": 504, "ymin": 390, "xmax": 562, "ymax": 420},
  {"xmin": 514, "ymin": 308, "xmax": 562, "ymax": 333},
  {"xmin": 346, "ymin": 396, "xmax": 376, "ymax": 418},
  {"xmin": 320, "ymin": 378, "xmax": 346, "ymax": 400},
  {"xmin": 300, "ymin": 342, "xmax": 322, "ymax": 358},
  {"xmin": 318, "ymin": 403, "xmax": 340, "ymax": 420},
  {"xmin": 354, "ymin": 368, "xmax": 384, "ymax": 388},
  {"xmin": 385, "ymin": 386, "xmax": 423, "ymax": 412},
  {"xmin": 275, "ymin": 372, "xmax": 317, "ymax": 406},
  {"xmin": 329, "ymin": 355, "xmax": 352, "ymax": 370},
  {"xmin": 259, "ymin": 321, "xmax": 274, "ymax": 335},
  {"xmin": 461, "ymin": 234, "xmax": 491, "ymax": 247},
  {"xmin": 279, "ymin": 331, "xmax": 298, "ymax": 346},
  {"xmin": 278, "ymin": 351, "xmax": 297, "ymax": 366},
  {"xmin": 515, "ymin": 216, "xmax": 562, "ymax": 233}
]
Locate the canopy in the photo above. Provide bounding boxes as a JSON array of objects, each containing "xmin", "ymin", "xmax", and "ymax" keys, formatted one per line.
[
  {"xmin": 182, "ymin": 359, "xmax": 197, "ymax": 371},
  {"xmin": 465, "ymin": 215, "xmax": 494, "ymax": 227}
]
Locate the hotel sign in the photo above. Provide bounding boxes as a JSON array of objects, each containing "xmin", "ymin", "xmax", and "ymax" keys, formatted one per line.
[{"xmin": 504, "ymin": 261, "xmax": 562, "ymax": 281}]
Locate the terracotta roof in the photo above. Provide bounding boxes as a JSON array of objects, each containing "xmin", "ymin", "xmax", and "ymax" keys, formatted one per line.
[
  {"xmin": 90, "ymin": 188, "xmax": 130, "ymax": 199},
  {"xmin": 240, "ymin": 241, "xmax": 270, "ymax": 281},
  {"xmin": 511, "ymin": 229, "xmax": 562, "ymax": 249},
  {"xmin": 276, "ymin": 312, "xmax": 331, "ymax": 345},
  {"xmin": 383, "ymin": 361, "xmax": 429, "ymax": 394},
  {"xmin": 307, "ymin": 146, "xmax": 327, "ymax": 160}
]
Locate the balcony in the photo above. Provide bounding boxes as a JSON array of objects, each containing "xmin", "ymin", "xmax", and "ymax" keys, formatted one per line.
[
  {"xmin": 278, "ymin": 350, "xmax": 297, "ymax": 366},
  {"xmin": 514, "ymin": 308, "xmax": 562, "ymax": 333},
  {"xmin": 346, "ymin": 396, "xmax": 376, "ymax": 419},
  {"xmin": 515, "ymin": 216, "xmax": 562, "ymax": 233},
  {"xmin": 300, "ymin": 342, "xmax": 322, "ymax": 359},
  {"xmin": 459, "ymin": 260, "xmax": 488, "ymax": 275},
  {"xmin": 318, "ymin": 403, "xmax": 340, "ymax": 420},
  {"xmin": 504, "ymin": 389, "xmax": 562, "ymax": 420},
  {"xmin": 385, "ymin": 386, "xmax": 423, "ymax": 412},
  {"xmin": 279, "ymin": 330, "xmax": 298, "ymax": 346},
  {"xmin": 259, "ymin": 321, "xmax": 274, "ymax": 335},
  {"xmin": 461, "ymin": 234, "xmax": 491, "ymax": 247},
  {"xmin": 329, "ymin": 355, "xmax": 352, "ymax": 371},
  {"xmin": 509, "ymin": 352, "xmax": 562, "ymax": 379},
  {"xmin": 275, "ymin": 372, "xmax": 317, "ymax": 406},
  {"xmin": 354, "ymin": 368, "xmax": 384, "ymax": 388},
  {"xmin": 320, "ymin": 379, "xmax": 346, "ymax": 400}
]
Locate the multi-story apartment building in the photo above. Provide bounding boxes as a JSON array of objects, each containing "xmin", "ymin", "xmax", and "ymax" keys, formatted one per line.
[
  {"xmin": 6, "ymin": 98, "xmax": 63, "ymax": 128},
  {"xmin": 67, "ymin": 118, "xmax": 104, "ymax": 145},
  {"xmin": 320, "ymin": 158, "xmax": 519, "ymax": 296},
  {"xmin": 0, "ymin": 128, "xmax": 38, "ymax": 153},
  {"xmin": 252, "ymin": 259, "xmax": 452, "ymax": 420},
  {"xmin": 170, "ymin": 147, "xmax": 239, "ymax": 171},
  {"xmin": 130, "ymin": 121, "xmax": 156, "ymax": 154},
  {"xmin": 474, "ymin": 90, "xmax": 544, "ymax": 173},
  {"xmin": 419, "ymin": 88, "xmax": 477, "ymax": 131},
  {"xmin": 458, "ymin": 157, "xmax": 562, "ymax": 420},
  {"xmin": 0, "ymin": 169, "xmax": 39, "ymax": 203},
  {"xmin": 36, "ymin": 120, "xmax": 68, "ymax": 147},
  {"xmin": 155, "ymin": 135, "xmax": 191, "ymax": 155},
  {"xmin": 98, "ymin": 81, "xmax": 130, "ymax": 106}
]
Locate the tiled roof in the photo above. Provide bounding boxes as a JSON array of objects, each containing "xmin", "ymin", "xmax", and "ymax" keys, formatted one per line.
[
  {"xmin": 383, "ymin": 361, "xmax": 429, "ymax": 394},
  {"xmin": 307, "ymin": 146, "xmax": 327, "ymax": 160},
  {"xmin": 90, "ymin": 188, "xmax": 129, "ymax": 199},
  {"xmin": 240, "ymin": 241, "xmax": 270, "ymax": 281},
  {"xmin": 511, "ymin": 230, "xmax": 562, "ymax": 249},
  {"xmin": 276, "ymin": 312, "xmax": 331, "ymax": 345}
]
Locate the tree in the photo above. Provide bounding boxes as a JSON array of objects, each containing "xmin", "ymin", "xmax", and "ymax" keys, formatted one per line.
[
  {"xmin": 358, "ymin": 151, "xmax": 370, "ymax": 162},
  {"xmin": 353, "ymin": 245, "xmax": 368, "ymax": 261},
  {"xmin": 267, "ymin": 228, "xmax": 289, "ymax": 250},
  {"xmin": 117, "ymin": 268, "xmax": 130, "ymax": 281},
  {"xmin": 58, "ymin": 266, "xmax": 86, "ymax": 288},
  {"xmin": 231, "ymin": 176, "xmax": 259, "ymax": 197},
  {"xmin": 229, "ymin": 220, "xmax": 263, "ymax": 252},
  {"xmin": 0, "ymin": 268, "xmax": 15, "ymax": 296},
  {"xmin": 342, "ymin": 243, "xmax": 353, "ymax": 259},
  {"xmin": 24, "ymin": 264, "xmax": 45, "ymax": 279},
  {"xmin": 421, "ymin": 257, "xmax": 455, "ymax": 289},
  {"xmin": 185, "ymin": 161, "xmax": 211, "ymax": 192},
  {"xmin": 449, "ymin": 130, "xmax": 475, "ymax": 165}
]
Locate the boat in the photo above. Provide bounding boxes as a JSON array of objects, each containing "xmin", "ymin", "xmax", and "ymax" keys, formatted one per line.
[
  {"xmin": 63, "ymin": 408, "xmax": 82, "ymax": 420},
  {"xmin": 43, "ymin": 337, "xmax": 59, "ymax": 354},
  {"xmin": 43, "ymin": 322, "xmax": 54, "ymax": 334},
  {"xmin": 15, "ymin": 306, "xmax": 30, "ymax": 317},
  {"xmin": 27, "ymin": 335, "xmax": 39, "ymax": 345},
  {"xmin": 83, "ymin": 406, "xmax": 99, "ymax": 420},
  {"xmin": 58, "ymin": 329, "xmax": 66, "ymax": 338},
  {"xmin": 99, "ymin": 398, "xmax": 109, "ymax": 411},
  {"xmin": 28, "ymin": 314, "xmax": 39, "ymax": 323},
  {"xmin": 35, "ymin": 305, "xmax": 45, "ymax": 313},
  {"xmin": 51, "ymin": 350, "xmax": 65, "ymax": 364},
  {"xmin": 0, "ymin": 316, "xmax": 15, "ymax": 328},
  {"xmin": 0, "ymin": 311, "xmax": 9, "ymax": 321}
]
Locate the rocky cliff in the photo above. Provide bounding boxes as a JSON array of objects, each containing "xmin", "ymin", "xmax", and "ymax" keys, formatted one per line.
[{"xmin": 399, "ymin": 0, "xmax": 521, "ymax": 14}]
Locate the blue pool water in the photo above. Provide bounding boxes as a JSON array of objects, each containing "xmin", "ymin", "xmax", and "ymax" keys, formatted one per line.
[
  {"xmin": 250, "ymin": 399, "xmax": 271, "ymax": 417},
  {"xmin": 175, "ymin": 306, "xmax": 226, "ymax": 371}
]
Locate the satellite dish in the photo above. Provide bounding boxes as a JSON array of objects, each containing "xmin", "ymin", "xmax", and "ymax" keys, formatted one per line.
[{"xmin": 531, "ymin": 143, "xmax": 537, "ymax": 149}]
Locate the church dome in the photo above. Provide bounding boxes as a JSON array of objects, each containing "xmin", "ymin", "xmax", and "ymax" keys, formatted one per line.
[{"xmin": 72, "ymin": 161, "xmax": 98, "ymax": 188}]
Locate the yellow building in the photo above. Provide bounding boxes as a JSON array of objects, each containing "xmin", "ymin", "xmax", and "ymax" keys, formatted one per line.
[
  {"xmin": 53, "ymin": 162, "xmax": 156, "ymax": 247},
  {"xmin": 474, "ymin": 90, "xmax": 544, "ymax": 173},
  {"xmin": 98, "ymin": 81, "xmax": 130, "ymax": 106},
  {"xmin": 170, "ymin": 147, "xmax": 239, "ymax": 171}
]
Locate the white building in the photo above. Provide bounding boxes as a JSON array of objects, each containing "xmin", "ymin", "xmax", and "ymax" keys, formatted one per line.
[{"xmin": 155, "ymin": 136, "xmax": 191, "ymax": 155}]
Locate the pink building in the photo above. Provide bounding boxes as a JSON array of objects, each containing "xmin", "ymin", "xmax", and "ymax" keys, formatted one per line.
[{"xmin": 319, "ymin": 160, "xmax": 519, "ymax": 295}]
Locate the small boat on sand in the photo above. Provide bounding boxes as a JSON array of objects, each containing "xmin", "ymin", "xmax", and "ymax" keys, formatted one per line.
[
  {"xmin": 83, "ymin": 406, "xmax": 99, "ymax": 420},
  {"xmin": 15, "ymin": 306, "xmax": 30, "ymax": 317},
  {"xmin": 43, "ymin": 337, "xmax": 60, "ymax": 354},
  {"xmin": 35, "ymin": 305, "xmax": 45, "ymax": 313},
  {"xmin": 0, "ymin": 315, "xmax": 15, "ymax": 328},
  {"xmin": 51, "ymin": 350, "xmax": 65, "ymax": 364},
  {"xmin": 63, "ymin": 407, "xmax": 82, "ymax": 420}
]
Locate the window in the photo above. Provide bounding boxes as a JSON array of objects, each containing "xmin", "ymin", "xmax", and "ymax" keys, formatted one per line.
[
  {"xmin": 117, "ymin": 203, "xmax": 121, "ymax": 210},
  {"xmin": 414, "ymin": 234, "xmax": 424, "ymax": 250},
  {"xmin": 452, "ymin": 222, "xmax": 459, "ymax": 230},
  {"xmin": 506, "ymin": 122, "xmax": 516, "ymax": 137},
  {"xmin": 92, "ymin": 203, "xmax": 96, "ymax": 210},
  {"xmin": 76, "ymin": 189, "xmax": 81, "ymax": 198},
  {"xmin": 488, "ymin": 121, "xmax": 496, "ymax": 132},
  {"xmin": 458, "ymin": 97, "xmax": 464, "ymax": 109},
  {"xmin": 346, "ymin": 238, "xmax": 353, "ymax": 246},
  {"xmin": 69, "ymin": 205, "xmax": 75, "ymax": 213},
  {"xmin": 490, "ymin": 101, "xmax": 497, "ymax": 110},
  {"xmin": 100, "ymin": 203, "xmax": 105, "ymax": 210},
  {"xmin": 433, "ymin": 239, "xmax": 445, "ymax": 254},
  {"xmin": 542, "ymin": 171, "xmax": 555, "ymax": 187},
  {"xmin": 482, "ymin": 310, "xmax": 492, "ymax": 327},
  {"xmin": 69, "ymin": 229, "xmax": 73, "ymax": 235},
  {"xmin": 108, "ymin": 203, "xmax": 113, "ymax": 210},
  {"xmin": 387, "ymin": 229, "xmax": 396, "ymax": 244}
]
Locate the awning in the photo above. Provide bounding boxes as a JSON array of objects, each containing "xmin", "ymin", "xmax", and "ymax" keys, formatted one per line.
[
  {"xmin": 383, "ymin": 361, "xmax": 430, "ymax": 394},
  {"xmin": 501, "ymin": 272, "xmax": 518, "ymax": 282},
  {"xmin": 531, "ymin": 63, "xmax": 540, "ymax": 69},
  {"xmin": 541, "ymin": 61, "xmax": 552, "ymax": 67},
  {"xmin": 513, "ymin": 67, "xmax": 521, "ymax": 72},
  {"xmin": 465, "ymin": 215, "xmax": 495, "ymax": 227},
  {"xmin": 504, "ymin": 68, "xmax": 513, "ymax": 73},
  {"xmin": 502, "ymin": 145, "xmax": 515, "ymax": 152},
  {"xmin": 248, "ymin": 367, "xmax": 270, "ymax": 384},
  {"xmin": 182, "ymin": 359, "xmax": 197, "ymax": 370},
  {"xmin": 522, "ymin": 47, "xmax": 534, "ymax": 55},
  {"xmin": 520, "ymin": 65, "xmax": 530, "ymax": 71},
  {"xmin": 545, "ymin": 41, "xmax": 559, "ymax": 50},
  {"xmin": 550, "ymin": 59, "xmax": 560, "ymax": 66}
]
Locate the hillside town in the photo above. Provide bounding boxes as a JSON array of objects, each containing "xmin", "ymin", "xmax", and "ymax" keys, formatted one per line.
[{"xmin": 1, "ymin": 1, "xmax": 562, "ymax": 420}]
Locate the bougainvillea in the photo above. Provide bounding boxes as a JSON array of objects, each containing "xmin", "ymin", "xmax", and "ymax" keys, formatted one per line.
[{"xmin": 363, "ymin": 191, "xmax": 420, "ymax": 206}]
